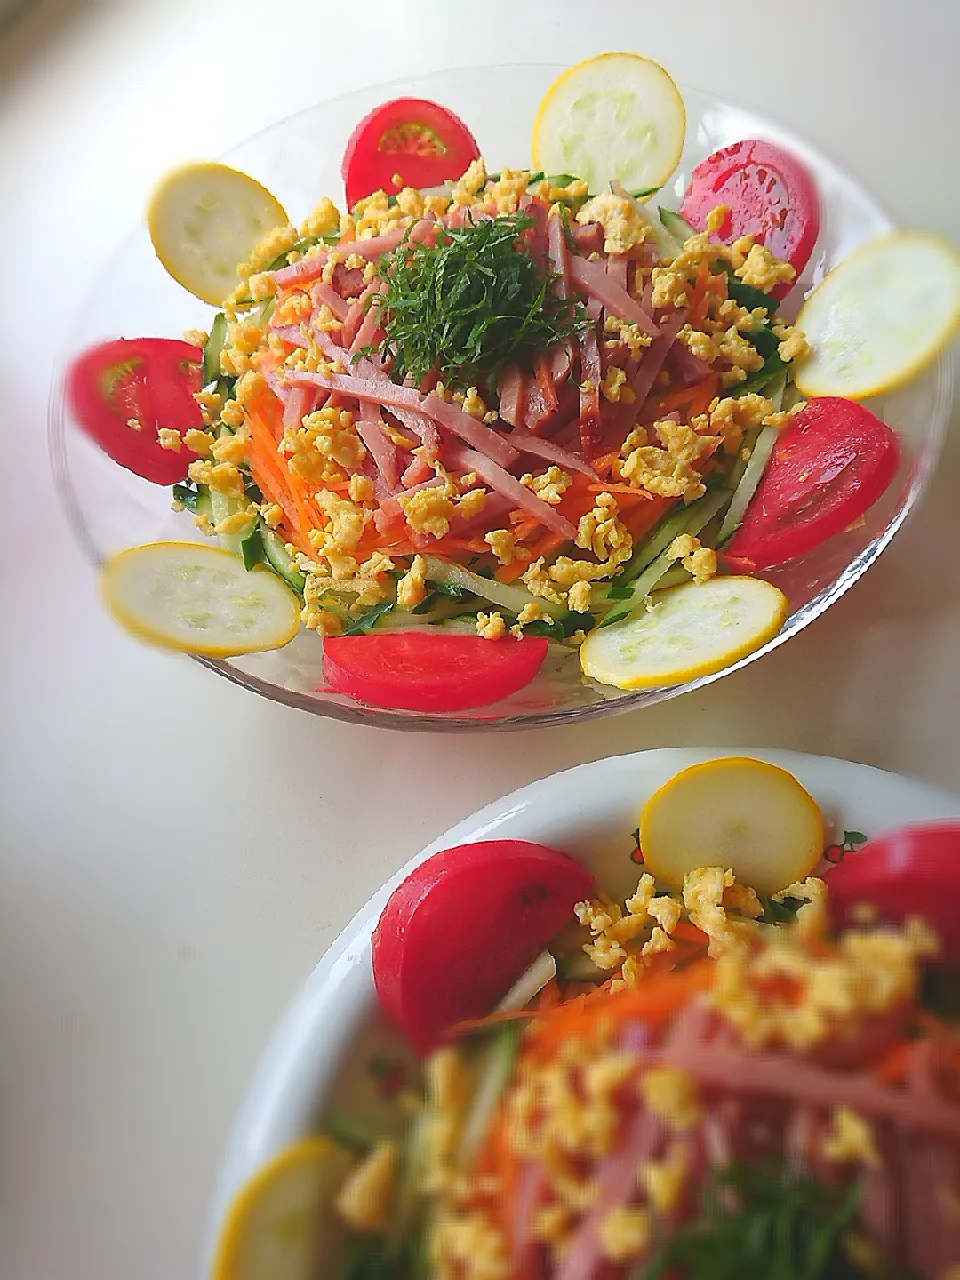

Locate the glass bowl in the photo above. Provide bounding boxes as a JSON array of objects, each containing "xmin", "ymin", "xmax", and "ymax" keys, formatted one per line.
[{"xmin": 49, "ymin": 64, "xmax": 953, "ymax": 731}]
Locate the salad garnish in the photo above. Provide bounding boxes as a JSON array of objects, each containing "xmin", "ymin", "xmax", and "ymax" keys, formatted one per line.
[{"xmin": 366, "ymin": 212, "xmax": 588, "ymax": 392}]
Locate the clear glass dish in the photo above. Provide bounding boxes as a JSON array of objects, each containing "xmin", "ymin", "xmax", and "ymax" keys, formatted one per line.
[{"xmin": 48, "ymin": 64, "xmax": 953, "ymax": 732}]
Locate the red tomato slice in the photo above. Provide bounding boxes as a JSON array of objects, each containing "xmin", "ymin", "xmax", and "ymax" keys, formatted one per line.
[
  {"xmin": 681, "ymin": 138, "xmax": 820, "ymax": 296},
  {"xmin": 341, "ymin": 97, "xmax": 481, "ymax": 210},
  {"xmin": 322, "ymin": 633, "xmax": 548, "ymax": 713},
  {"xmin": 372, "ymin": 839, "xmax": 596, "ymax": 1054},
  {"xmin": 825, "ymin": 822, "xmax": 960, "ymax": 962},
  {"xmin": 66, "ymin": 337, "xmax": 205, "ymax": 484},
  {"xmin": 723, "ymin": 397, "xmax": 900, "ymax": 572}
]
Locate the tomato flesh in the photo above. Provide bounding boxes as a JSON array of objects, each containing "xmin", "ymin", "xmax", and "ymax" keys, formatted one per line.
[
  {"xmin": 66, "ymin": 337, "xmax": 204, "ymax": 484},
  {"xmin": 825, "ymin": 822, "xmax": 960, "ymax": 962},
  {"xmin": 724, "ymin": 396, "xmax": 900, "ymax": 572},
  {"xmin": 681, "ymin": 138, "xmax": 820, "ymax": 297},
  {"xmin": 341, "ymin": 97, "xmax": 481, "ymax": 210},
  {"xmin": 372, "ymin": 839, "xmax": 596, "ymax": 1054},
  {"xmin": 323, "ymin": 633, "xmax": 549, "ymax": 713}
]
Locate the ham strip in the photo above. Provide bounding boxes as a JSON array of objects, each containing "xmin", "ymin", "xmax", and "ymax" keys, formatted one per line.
[
  {"xmin": 309, "ymin": 280, "xmax": 350, "ymax": 322},
  {"xmin": 520, "ymin": 194, "xmax": 549, "ymax": 273},
  {"xmin": 447, "ymin": 445, "xmax": 575, "ymax": 540},
  {"xmin": 269, "ymin": 324, "xmax": 309, "ymax": 349},
  {"xmin": 570, "ymin": 255, "xmax": 658, "ymax": 333},
  {"xmin": 509, "ymin": 426, "xmax": 596, "ymax": 477},
  {"xmin": 557, "ymin": 1108, "xmax": 664, "ymax": 1280},
  {"xmin": 498, "ymin": 365, "xmax": 527, "ymax": 427},
  {"xmin": 281, "ymin": 385, "xmax": 317, "ymax": 433},
  {"xmin": 545, "ymin": 210, "xmax": 575, "ymax": 388},
  {"xmin": 577, "ymin": 300, "xmax": 603, "ymax": 455},
  {"xmin": 272, "ymin": 218, "xmax": 435, "ymax": 289},
  {"xmin": 401, "ymin": 454, "xmax": 434, "ymax": 487},
  {"xmin": 606, "ymin": 254, "xmax": 629, "ymax": 290},
  {"xmin": 627, "ymin": 308, "xmax": 689, "ymax": 412},
  {"xmin": 356, "ymin": 405, "xmax": 403, "ymax": 490},
  {"xmin": 281, "ymin": 371, "xmax": 520, "ymax": 469},
  {"xmin": 667, "ymin": 337, "xmax": 711, "ymax": 385},
  {"xmin": 332, "ymin": 263, "xmax": 367, "ymax": 298},
  {"xmin": 341, "ymin": 283, "xmax": 377, "ymax": 348},
  {"xmin": 571, "ymin": 221, "xmax": 603, "ymax": 255},
  {"xmin": 348, "ymin": 300, "xmax": 384, "ymax": 357}
]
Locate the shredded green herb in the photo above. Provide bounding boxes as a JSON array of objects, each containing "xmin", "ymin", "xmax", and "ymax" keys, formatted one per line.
[
  {"xmin": 366, "ymin": 213, "xmax": 588, "ymax": 392},
  {"xmin": 641, "ymin": 1159, "xmax": 871, "ymax": 1280}
]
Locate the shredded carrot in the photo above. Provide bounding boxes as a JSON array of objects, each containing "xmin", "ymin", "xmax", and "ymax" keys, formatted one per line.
[
  {"xmin": 494, "ymin": 556, "xmax": 535, "ymax": 584},
  {"xmin": 537, "ymin": 977, "xmax": 561, "ymax": 1010},
  {"xmin": 624, "ymin": 496, "xmax": 674, "ymax": 540},
  {"xmin": 591, "ymin": 451, "xmax": 622, "ymax": 479},
  {"xmin": 526, "ymin": 530, "xmax": 569, "ymax": 561},
  {"xmin": 453, "ymin": 1007, "xmax": 540, "ymax": 1034},
  {"xmin": 586, "ymin": 483, "xmax": 649, "ymax": 501},
  {"xmin": 526, "ymin": 961, "xmax": 713, "ymax": 1059},
  {"xmin": 874, "ymin": 1041, "xmax": 916, "ymax": 1087},
  {"xmin": 688, "ymin": 371, "xmax": 721, "ymax": 418}
]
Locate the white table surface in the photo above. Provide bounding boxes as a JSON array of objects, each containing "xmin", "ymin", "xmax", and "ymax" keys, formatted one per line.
[{"xmin": 1, "ymin": 2, "xmax": 958, "ymax": 1277}]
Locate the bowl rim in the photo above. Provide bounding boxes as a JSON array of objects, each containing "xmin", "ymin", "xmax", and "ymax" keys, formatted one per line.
[
  {"xmin": 202, "ymin": 745, "xmax": 960, "ymax": 1268},
  {"xmin": 47, "ymin": 63, "xmax": 955, "ymax": 732}
]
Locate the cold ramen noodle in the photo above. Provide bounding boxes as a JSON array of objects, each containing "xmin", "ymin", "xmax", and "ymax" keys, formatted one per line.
[
  {"xmin": 209, "ymin": 759, "xmax": 960, "ymax": 1277},
  {"xmin": 70, "ymin": 54, "xmax": 960, "ymax": 712}
]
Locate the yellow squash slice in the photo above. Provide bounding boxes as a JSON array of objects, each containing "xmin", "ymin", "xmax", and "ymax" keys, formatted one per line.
[
  {"xmin": 102, "ymin": 541, "xmax": 301, "ymax": 658},
  {"xmin": 532, "ymin": 52, "xmax": 686, "ymax": 197},
  {"xmin": 640, "ymin": 757, "xmax": 825, "ymax": 896},
  {"xmin": 148, "ymin": 161, "xmax": 288, "ymax": 305},
  {"xmin": 580, "ymin": 576, "xmax": 788, "ymax": 691},
  {"xmin": 211, "ymin": 1137, "xmax": 357, "ymax": 1280},
  {"xmin": 795, "ymin": 230, "xmax": 960, "ymax": 399}
]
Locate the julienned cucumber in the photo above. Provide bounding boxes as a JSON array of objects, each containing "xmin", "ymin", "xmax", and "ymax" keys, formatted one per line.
[
  {"xmin": 261, "ymin": 527, "xmax": 307, "ymax": 592},
  {"xmin": 600, "ymin": 489, "xmax": 729, "ymax": 628},
  {"xmin": 424, "ymin": 557, "xmax": 566, "ymax": 621},
  {"xmin": 717, "ymin": 374, "xmax": 786, "ymax": 545},
  {"xmin": 612, "ymin": 486, "xmax": 728, "ymax": 591},
  {"xmin": 457, "ymin": 1024, "xmax": 522, "ymax": 1169},
  {"xmin": 209, "ymin": 489, "xmax": 252, "ymax": 556},
  {"xmin": 658, "ymin": 207, "xmax": 697, "ymax": 242},
  {"xmin": 717, "ymin": 426, "xmax": 780, "ymax": 546},
  {"xmin": 202, "ymin": 312, "xmax": 228, "ymax": 387},
  {"xmin": 652, "ymin": 206, "xmax": 697, "ymax": 258}
]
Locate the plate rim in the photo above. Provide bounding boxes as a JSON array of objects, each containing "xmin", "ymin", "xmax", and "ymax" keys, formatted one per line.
[{"xmin": 203, "ymin": 745, "xmax": 960, "ymax": 1266}]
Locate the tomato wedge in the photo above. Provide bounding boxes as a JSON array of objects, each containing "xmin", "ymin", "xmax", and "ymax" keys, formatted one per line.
[
  {"xmin": 681, "ymin": 138, "xmax": 820, "ymax": 296},
  {"xmin": 341, "ymin": 97, "xmax": 481, "ymax": 210},
  {"xmin": 322, "ymin": 633, "xmax": 549, "ymax": 713},
  {"xmin": 372, "ymin": 839, "xmax": 596, "ymax": 1054},
  {"xmin": 826, "ymin": 822, "xmax": 960, "ymax": 962},
  {"xmin": 724, "ymin": 397, "xmax": 900, "ymax": 572},
  {"xmin": 66, "ymin": 337, "xmax": 205, "ymax": 484}
]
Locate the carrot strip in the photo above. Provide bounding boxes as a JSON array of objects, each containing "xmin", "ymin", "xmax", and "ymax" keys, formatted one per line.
[
  {"xmin": 623, "ymin": 496, "xmax": 674, "ymax": 540},
  {"xmin": 495, "ymin": 557, "xmax": 534, "ymax": 584},
  {"xmin": 688, "ymin": 371, "xmax": 721, "ymax": 418},
  {"xmin": 874, "ymin": 1041, "xmax": 915, "ymax": 1087},
  {"xmin": 592, "ymin": 451, "xmax": 621, "ymax": 478},
  {"xmin": 526, "ymin": 962, "xmax": 713, "ymax": 1059},
  {"xmin": 586, "ymin": 483, "xmax": 649, "ymax": 500},
  {"xmin": 537, "ymin": 977, "xmax": 561, "ymax": 1010}
]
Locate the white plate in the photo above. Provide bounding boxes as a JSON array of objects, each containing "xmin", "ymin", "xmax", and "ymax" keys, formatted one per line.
[{"xmin": 203, "ymin": 747, "xmax": 960, "ymax": 1268}]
